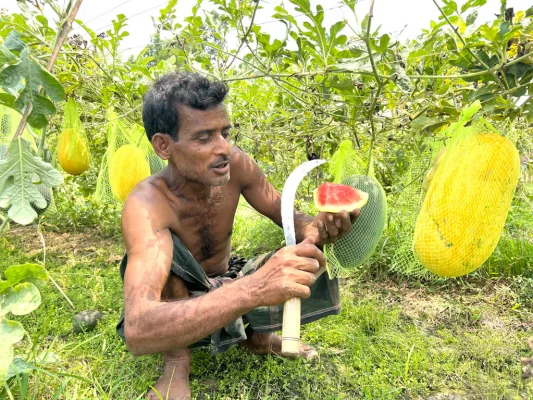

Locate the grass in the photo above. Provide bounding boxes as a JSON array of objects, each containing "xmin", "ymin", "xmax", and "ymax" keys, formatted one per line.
[{"xmin": 2, "ymin": 222, "xmax": 533, "ymax": 399}]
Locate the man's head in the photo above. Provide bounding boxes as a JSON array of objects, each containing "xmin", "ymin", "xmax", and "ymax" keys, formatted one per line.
[{"xmin": 142, "ymin": 72, "xmax": 232, "ymax": 187}]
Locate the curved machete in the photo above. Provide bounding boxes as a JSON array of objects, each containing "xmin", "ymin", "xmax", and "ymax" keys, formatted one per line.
[{"xmin": 280, "ymin": 159, "xmax": 326, "ymax": 357}]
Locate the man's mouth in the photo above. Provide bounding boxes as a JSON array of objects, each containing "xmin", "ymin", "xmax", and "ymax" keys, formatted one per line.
[{"xmin": 212, "ymin": 160, "xmax": 230, "ymax": 174}]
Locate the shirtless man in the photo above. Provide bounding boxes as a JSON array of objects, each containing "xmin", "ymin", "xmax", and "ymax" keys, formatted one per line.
[{"xmin": 118, "ymin": 72, "xmax": 359, "ymax": 400}]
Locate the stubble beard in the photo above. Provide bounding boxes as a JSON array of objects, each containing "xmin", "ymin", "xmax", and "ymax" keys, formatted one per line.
[{"xmin": 179, "ymin": 169, "xmax": 230, "ymax": 187}]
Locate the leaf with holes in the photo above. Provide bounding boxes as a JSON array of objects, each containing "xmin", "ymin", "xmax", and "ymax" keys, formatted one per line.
[
  {"xmin": 0, "ymin": 49, "xmax": 64, "ymax": 128},
  {"xmin": 0, "ymin": 138, "xmax": 63, "ymax": 225}
]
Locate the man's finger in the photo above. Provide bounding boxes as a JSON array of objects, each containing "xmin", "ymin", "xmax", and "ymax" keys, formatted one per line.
[
  {"xmin": 350, "ymin": 209, "xmax": 361, "ymax": 224},
  {"xmin": 295, "ymin": 244, "xmax": 326, "ymax": 268},
  {"xmin": 292, "ymin": 284, "xmax": 312, "ymax": 299},
  {"xmin": 293, "ymin": 270, "xmax": 317, "ymax": 287},
  {"xmin": 317, "ymin": 220, "xmax": 328, "ymax": 240},
  {"xmin": 300, "ymin": 235, "xmax": 315, "ymax": 245},
  {"xmin": 340, "ymin": 210, "xmax": 352, "ymax": 232},
  {"xmin": 325, "ymin": 214, "xmax": 339, "ymax": 236},
  {"xmin": 296, "ymin": 257, "xmax": 320, "ymax": 273}
]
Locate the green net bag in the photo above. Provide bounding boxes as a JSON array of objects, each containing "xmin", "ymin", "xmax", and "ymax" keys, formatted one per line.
[
  {"xmin": 323, "ymin": 140, "xmax": 388, "ymax": 277},
  {"xmin": 391, "ymin": 102, "xmax": 521, "ymax": 278},
  {"xmin": 94, "ymin": 110, "xmax": 166, "ymax": 204},
  {"xmin": 57, "ymin": 98, "xmax": 90, "ymax": 176}
]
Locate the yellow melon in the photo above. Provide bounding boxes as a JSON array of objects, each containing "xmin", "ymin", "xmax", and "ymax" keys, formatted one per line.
[
  {"xmin": 413, "ymin": 133, "xmax": 520, "ymax": 277},
  {"xmin": 57, "ymin": 128, "xmax": 90, "ymax": 175},
  {"xmin": 109, "ymin": 144, "xmax": 150, "ymax": 202}
]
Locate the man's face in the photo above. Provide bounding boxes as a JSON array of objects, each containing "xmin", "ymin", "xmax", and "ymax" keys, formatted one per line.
[{"xmin": 168, "ymin": 104, "xmax": 232, "ymax": 187}]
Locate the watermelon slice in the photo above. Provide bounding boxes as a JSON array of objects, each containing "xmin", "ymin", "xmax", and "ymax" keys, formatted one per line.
[{"xmin": 313, "ymin": 182, "xmax": 369, "ymax": 213}]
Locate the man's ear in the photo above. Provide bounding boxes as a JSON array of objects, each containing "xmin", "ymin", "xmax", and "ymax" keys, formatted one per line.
[{"xmin": 152, "ymin": 133, "xmax": 173, "ymax": 160}]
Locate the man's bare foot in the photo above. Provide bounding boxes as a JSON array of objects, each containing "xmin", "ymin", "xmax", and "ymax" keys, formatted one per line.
[
  {"xmin": 240, "ymin": 330, "xmax": 318, "ymax": 359},
  {"xmin": 147, "ymin": 349, "xmax": 191, "ymax": 400}
]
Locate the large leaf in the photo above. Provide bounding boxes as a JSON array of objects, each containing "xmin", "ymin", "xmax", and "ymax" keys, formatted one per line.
[
  {"xmin": 3, "ymin": 31, "xmax": 26, "ymax": 53},
  {"xmin": 0, "ymin": 264, "xmax": 48, "ymax": 293},
  {"xmin": 0, "ymin": 138, "xmax": 63, "ymax": 225},
  {"xmin": 0, "ymin": 93, "xmax": 16, "ymax": 108},
  {"xmin": 0, "ymin": 320, "xmax": 24, "ymax": 345},
  {"xmin": 0, "ymin": 49, "xmax": 65, "ymax": 128},
  {"xmin": 0, "ymin": 342, "xmax": 14, "ymax": 385},
  {"xmin": 0, "ymin": 320, "xmax": 25, "ymax": 385},
  {"xmin": 6, "ymin": 357, "xmax": 36, "ymax": 381},
  {"xmin": 0, "ymin": 283, "xmax": 41, "ymax": 317}
]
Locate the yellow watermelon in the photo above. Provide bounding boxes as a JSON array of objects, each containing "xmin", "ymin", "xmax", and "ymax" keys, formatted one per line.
[
  {"xmin": 109, "ymin": 144, "xmax": 150, "ymax": 202},
  {"xmin": 413, "ymin": 133, "xmax": 520, "ymax": 277},
  {"xmin": 57, "ymin": 128, "xmax": 90, "ymax": 175}
]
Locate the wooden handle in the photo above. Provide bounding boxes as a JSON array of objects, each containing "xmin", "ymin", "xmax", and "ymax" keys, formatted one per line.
[{"xmin": 281, "ymin": 297, "xmax": 301, "ymax": 357}]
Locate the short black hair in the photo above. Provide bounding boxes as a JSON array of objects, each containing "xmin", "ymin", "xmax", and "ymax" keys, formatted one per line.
[{"xmin": 142, "ymin": 72, "xmax": 229, "ymax": 141}]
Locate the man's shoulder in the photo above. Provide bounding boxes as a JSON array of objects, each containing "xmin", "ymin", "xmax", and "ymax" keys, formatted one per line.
[
  {"xmin": 123, "ymin": 176, "xmax": 172, "ymax": 219},
  {"xmin": 230, "ymin": 146, "xmax": 258, "ymax": 178}
]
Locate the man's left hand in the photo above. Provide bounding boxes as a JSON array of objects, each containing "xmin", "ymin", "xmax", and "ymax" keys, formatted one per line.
[{"xmin": 302, "ymin": 209, "xmax": 361, "ymax": 247}]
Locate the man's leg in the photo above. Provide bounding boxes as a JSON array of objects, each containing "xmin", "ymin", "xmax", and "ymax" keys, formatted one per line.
[{"xmin": 146, "ymin": 275, "xmax": 191, "ymax": 400}]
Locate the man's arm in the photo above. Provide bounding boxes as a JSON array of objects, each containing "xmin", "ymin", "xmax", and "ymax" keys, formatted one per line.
[
  {"xmin": 121, "ymin": 193, "xmax": 323, "ymax": 355},
  {"xmin": 234, "ymin": 148, "xmax": 359, "ymax": 246}
]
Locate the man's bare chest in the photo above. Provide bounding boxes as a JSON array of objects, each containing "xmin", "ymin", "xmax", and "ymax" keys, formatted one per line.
[{"xmin": 168, "ymin": 187, "xmax": 241, "ymax": 265}]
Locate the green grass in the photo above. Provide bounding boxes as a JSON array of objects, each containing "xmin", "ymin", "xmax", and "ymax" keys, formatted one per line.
[{"xmin": 2, "ymin": 226, "xmax": 533, "ymax": 399}]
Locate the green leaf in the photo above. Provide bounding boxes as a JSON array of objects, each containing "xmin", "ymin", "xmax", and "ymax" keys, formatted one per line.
[
  {"xmin": 499, "ymin": 21, "xmax": 510, "ymax": 39},
  {"xmin": 392, "ymin": 64, "xmax": 413, "ymax": 93},
  {"xmin": 16, "ymin": 90, "xmax": 56, "ymax": 129},
  {"xmin": 6, "ymin": 357, "xmax": 36, "ymax": 381},
  {"xmin": 526, "ymin": 6, "xmax": 533, "ymax": 17},
  {"xmin": 411, "ymin": 115, "xmax": 449, "ymax": 132},
  {"xmin": 0, "ymin": 46, "xmax": 18, "ymax": 65},
  {"xmin": 0, "ymin": 138, "xmax": 63, "ymax": 225},
  {"xmin": 3, "ymin": 31, "xmax": 25, "ymax": 53},
  {"xmin": 0, "ymin": 50, "xmax": 65, "ymax": 128},
  {"xmin": 454, "ymin": 100, "xmax": 482, "ymax": 127},
  {"xmin": 0, "ymin": 264, "xmax": 48, "ymax": 293},
  {"xmin": 461, "ymin": 0, "xmax": 486, "ymax": 13},
  {"xmin": 0, "ymin": 320, "xmax": 25, "ymax": 385},
  {"xmin": 442, "ymin": 0, "xmax": 458, "ymax": 16},
  {"xmin": 0, "ymin": 342, "xmax": 14, "ymax": 385},
  {"xmin": 1, "ymin": 283, "xmax": 41, "ymax": 316},
  {"xmin": 0, "ymin": 93, "xmax": 16, "ymax": 108},
  {"xmin": 0, "ymin": 320, "xmax": 24, "ymax": 345},
  {"xmin": 466, "ymin": 11, "xmax": 478, "ymax": 26}
]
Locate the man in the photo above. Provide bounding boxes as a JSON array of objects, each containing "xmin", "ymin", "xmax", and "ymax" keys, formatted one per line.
[{"xmin": 117, "ymin": 72, "xmax": 359, "ymax": 400}]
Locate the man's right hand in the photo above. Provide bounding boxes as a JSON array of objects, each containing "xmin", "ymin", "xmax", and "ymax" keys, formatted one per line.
[{"xmin": 245, "ymin": 236, "xmax": 325, "ymax": 307}]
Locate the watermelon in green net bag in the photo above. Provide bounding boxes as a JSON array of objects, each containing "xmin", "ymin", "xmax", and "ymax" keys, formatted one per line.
[{"xmin": 322, "ymin": 140, "xmax": 388, "ymax": 277}]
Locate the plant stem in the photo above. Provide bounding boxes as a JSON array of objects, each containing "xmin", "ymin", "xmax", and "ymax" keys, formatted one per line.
[
  {"xmin": 0, "ymin": 214, "xmax": 9, "ymax": 239},
  {"xmin": 10, "ymin": 0, "xmax": 84, "ymax": 145},
  {"xmin": 363, "ymin": 0, "xmax": 383, "ymax": 175},
  {"xmin": 225, "ymin": 0, "xmax": 260, "ymax": 71}
]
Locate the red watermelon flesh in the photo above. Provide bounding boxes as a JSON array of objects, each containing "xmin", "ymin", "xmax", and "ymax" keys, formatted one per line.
[{"xmin": 313, "ymin": 182, "xmax": 369, "ymax": 213}]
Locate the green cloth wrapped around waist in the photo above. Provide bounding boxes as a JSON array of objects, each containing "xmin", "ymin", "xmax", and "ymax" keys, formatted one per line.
[{"xmin": 117, "ymin": 233, "xmax": 341, "ymax": 354}]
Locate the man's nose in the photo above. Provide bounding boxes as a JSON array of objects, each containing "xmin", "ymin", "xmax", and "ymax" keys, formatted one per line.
[{"xmin": 214, "ymin": 133, "xmax": 230, "ymax": 156}]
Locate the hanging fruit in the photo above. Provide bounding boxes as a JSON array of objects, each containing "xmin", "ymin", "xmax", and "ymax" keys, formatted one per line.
[
  {"xmin": 57, "ymin": 128, "xmax": 90, "ymax": 175},
  {"xmin": 109, "ymin": 144, "xmax": 150, "ymax": 202}
]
